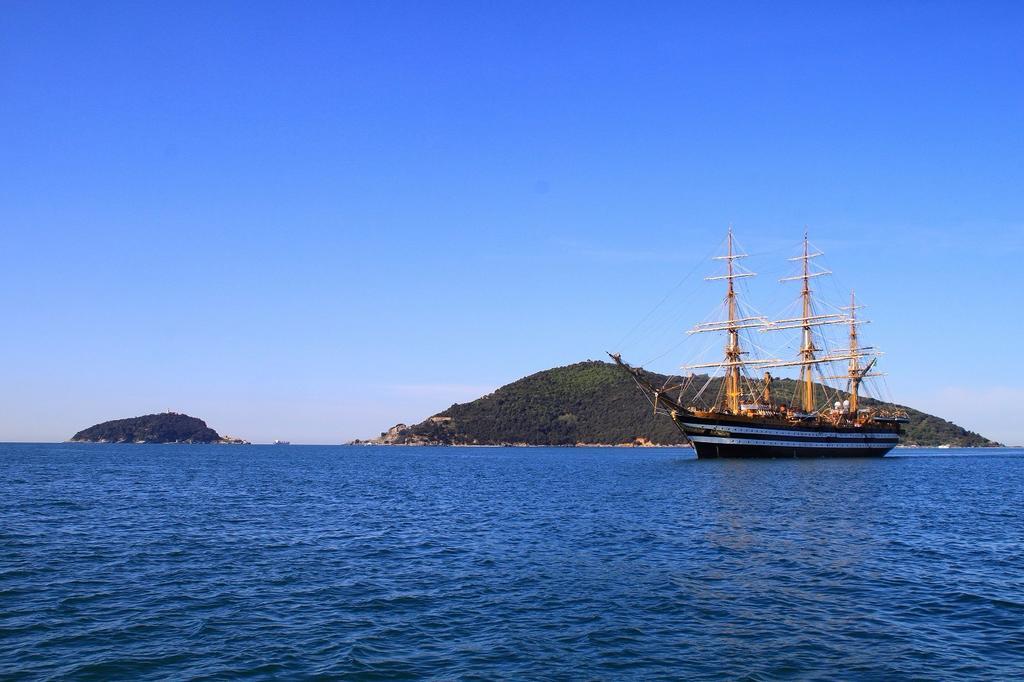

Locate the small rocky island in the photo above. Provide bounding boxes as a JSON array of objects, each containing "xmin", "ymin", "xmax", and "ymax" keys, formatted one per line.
[{"xmin": 70, "ymin": 412, "xmax": 248, "ymax": 444}]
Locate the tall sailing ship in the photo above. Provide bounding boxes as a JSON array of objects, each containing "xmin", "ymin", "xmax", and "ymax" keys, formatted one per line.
[{"xmin": 612, "ymin": 229, "xmax": 907, "ymax": 458}]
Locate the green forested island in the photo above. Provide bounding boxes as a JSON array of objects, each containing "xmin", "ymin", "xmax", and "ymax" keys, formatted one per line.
[
  {"xmin": 363, "ymin": 361, "xmax": 996, "ymax": 448},
  {"xmin": 70, "ymin": 413, "xmax": 245, "ymax": 444}
]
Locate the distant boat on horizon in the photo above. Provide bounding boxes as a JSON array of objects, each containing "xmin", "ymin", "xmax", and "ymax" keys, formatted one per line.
[
  {"xmin": 612, "ymin": 228, "xmax": 907, "ymax": 459},
  {"xmin": 273, "ymin": 440, "xmax": 290, "ymax": 445}
]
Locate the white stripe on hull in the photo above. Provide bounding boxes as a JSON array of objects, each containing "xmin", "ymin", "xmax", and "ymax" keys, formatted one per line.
[
  {"xmin": 680, "ymin": 422, "xmax": 898, "ymax": 439},
  {"xmin": 688, "ymin": 435, "xmax": 896, "ymax": 449}
]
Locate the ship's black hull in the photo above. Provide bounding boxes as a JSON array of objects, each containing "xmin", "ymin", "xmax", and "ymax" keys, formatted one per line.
[
  {"xmin": 675, "ymin": 413, "xmax": 899, "ymax": 459},
  {"xmin": 691, "ymin": 441, "xmax": 892, "ymax": 459}
]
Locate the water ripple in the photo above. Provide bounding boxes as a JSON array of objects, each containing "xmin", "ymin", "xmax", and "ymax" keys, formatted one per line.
[{"xmin": 2, "ymin": 444, "xmax": 1024, "ymax": 679}]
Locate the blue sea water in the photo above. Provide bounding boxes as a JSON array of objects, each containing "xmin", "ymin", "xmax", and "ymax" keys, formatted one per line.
[{"xmin": 2, "ymin": 444, "xmax": 1023, "ymax": 680}]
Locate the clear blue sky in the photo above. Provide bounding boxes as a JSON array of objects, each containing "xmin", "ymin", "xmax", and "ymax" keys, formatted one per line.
[{"xmin": 1, "ymin": 1, "xmax": 1022, "ymax": 444}]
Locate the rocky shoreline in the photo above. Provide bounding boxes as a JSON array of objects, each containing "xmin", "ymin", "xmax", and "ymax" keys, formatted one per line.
[{"xmin": 349, "ymin": 422, "xmax": 683, "ymax": 448}]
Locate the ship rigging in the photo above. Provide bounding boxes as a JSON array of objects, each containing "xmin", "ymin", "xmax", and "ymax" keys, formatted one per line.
[{"xmin": 611, "ymin": 228, "xmax": 907, "ymax": 458}]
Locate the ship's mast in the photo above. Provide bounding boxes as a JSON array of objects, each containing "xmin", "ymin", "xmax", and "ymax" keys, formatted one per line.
[
  {"xmin": 765, "ymin": 232, "xmax": 840, "ymax": 414},
  {"xmin": 681, "ymin": 228, "xmax": 773, "ymax": 413},
  {"xmin": 838, "ymin": 290, "xmax": 882, "ymax": 415},
  {"xmin": 724, "ymin": 228, "xmax": 741, "ymax": 413},
  {"xmin": 798, "ymin": 233, "xmax": 816, "ymax": 413},
  {"xmin": 847, "ymin": 290, "xmax": 861, "ymax": 413}
]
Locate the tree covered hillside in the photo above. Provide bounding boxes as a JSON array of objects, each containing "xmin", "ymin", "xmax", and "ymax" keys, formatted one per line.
[{"xmin": 377, "ymin": 361, "xmax": 995, "ymax": 447}]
